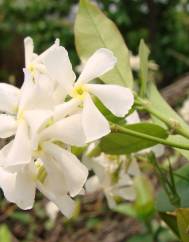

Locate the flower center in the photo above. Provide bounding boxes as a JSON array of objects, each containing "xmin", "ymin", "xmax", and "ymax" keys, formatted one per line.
[
  {"xmin": 28, "ymin": 64, "xmax": 36, "ymax": 74},
  {"xmin": 71, "ymin": 84, "xmax": 87, "ymax": 100},
  {"xmin": 35, "ymin": 160, "xmax": 47, "ymax": 184},
  {"xmin": 17, "ymin": 110, "xmax": 25, "ymax": 123}
]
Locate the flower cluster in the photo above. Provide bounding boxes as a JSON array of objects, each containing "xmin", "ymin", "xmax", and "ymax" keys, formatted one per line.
[{"xmin": 0, "ymin": 37, "xmax": 134, "ymax": 217}]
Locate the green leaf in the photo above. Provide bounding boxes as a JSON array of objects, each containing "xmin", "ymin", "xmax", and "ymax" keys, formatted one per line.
[
  {"xmin": 156, "ymin": 164, "xmax": 189, "ymax": 212},
  {"xmin": 113, "ymin": 204, "xmax": 137, "ymax": 218},
  {"xmin": 177, "ymin": 208, "xmax": 189, "ymax": 242},
  {"xmin": 134, "ymin": 176, "xmax": 155, "ymax": 220},
  {"xmin": 159, "ymin": 212, "xmax": 180, "ymax": 238},
  {"xmin": 100, "ymin": 122, "xmax": 168, "ymax": 154},
  {"xmin": 75, "ymin": 0, "xmax": 133, "ymax": 88},
  {"xmin": 139, "ymin": 39, "xmax": 150, "ymax": 97},
  {"xmin": 127, "ymin": 234, "xmax": 153, "ymax": 242},
  {"xmin": 148, "ymin": 82, "xmax": 189, "ymax": 160},
  {"xmin": 0, "ymin": 225, "xmax": 12, "ymax": 242}
]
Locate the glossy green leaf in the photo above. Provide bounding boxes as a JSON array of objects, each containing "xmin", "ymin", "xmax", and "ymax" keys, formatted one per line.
[
  {"xmin": 139, "ymin": 39, "xmax": 150, "ymax": 97},
  {"xmin": 148, "ymin": 82, "xmax": 189, "ymax": 160},
  {"xmin": 75, "ymin": 0, "xmax": 133, "ymax": 88},
  {"xmin": 100, "ymin": 122, "xmax": 168, "ymax": 154},
  {"xmin": 156, "ymin": 164, "xmax": 189, "ymax": 212},
  {"xmin": 177, "ymin": 208, "xmax": 189, "ymax": 242},
  {"xmin": 0, "ymin": 225, "xmax": 11, "ymax": 242}
]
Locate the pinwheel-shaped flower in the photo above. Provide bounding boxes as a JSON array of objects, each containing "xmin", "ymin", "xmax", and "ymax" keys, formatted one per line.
[
  {"xmin": 0, "ymin": 138, "xmax": 88, "ymax": 217},
  {"xmin": 84, "ymin": 153, "xmax": 140, "ymax": 208},
  {"xmin": 44, "ymin": 47, "xmax": 134, "ymax": 142}
]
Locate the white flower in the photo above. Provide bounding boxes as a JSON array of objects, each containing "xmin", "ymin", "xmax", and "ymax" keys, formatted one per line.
[
  {"xmin": 0, "ymin": 137, "xmax": 88, "ymax": 217},
  {"xmin": 0, "ymin": 76, "xmax": 55, "ymax": 172},
  {"xmin": 24, "ymin": 37, "xmax": 66, "ymax": 104},
  {"xmin": 44, "ymin": 47, "xmax": 134, "ymax": 142},
  {"xmin": 84, "ymin": 153, "xmax": 140, "ymax": 208},
  {"xmin": 45, "ymin": 201, "xmax": 59, "ymax": 222}
]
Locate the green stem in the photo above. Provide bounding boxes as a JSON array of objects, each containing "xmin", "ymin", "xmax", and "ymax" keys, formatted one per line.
[
  {"xmin": 110, "ymin": 123, "xmax": 189, "ymax": 150},
  {"xmin": 135, "ymin": 96, "xmax": 189, "ymax": 140}
]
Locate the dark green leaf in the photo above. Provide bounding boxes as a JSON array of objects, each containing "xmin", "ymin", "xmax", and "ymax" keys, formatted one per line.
[
  {"xmin": 100, "ymin": 122, "xmax": 168, "ymax": 154},
  {"xmin": 156, "ymin": 164, "xmax": 189, "ymax": 212},
  {"xmin": 159, "ymin": 212, "xmax": 180, "ymax": 238}
]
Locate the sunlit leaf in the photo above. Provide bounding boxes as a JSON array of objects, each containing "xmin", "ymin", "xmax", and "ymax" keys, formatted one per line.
[
  {"xmin": 148, "ymin": 82, "xmax": 189, "ymax": 160},
  {"xmin": 0, "ymin": 225, "xmax": 11, "ymax": 242},
  {"xmin": 177, "ymin": 208, "xmax": 189, "ymax": 242},
  {"xmin": 139, "ymin": 39, "xmax": 150, "ymax": 97},
  {"xmin": 75, "ymin": 0, "xmax": 133, "ymax": 88}
]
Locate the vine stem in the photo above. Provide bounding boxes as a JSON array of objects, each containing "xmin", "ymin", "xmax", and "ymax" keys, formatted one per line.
[
  {"xmin": 135, "ymin": 96, "xmax": 189, "ymax": 140},
  {"xmin": 110, "ymin": 123, "xmax": 189, "ymax": 150}
]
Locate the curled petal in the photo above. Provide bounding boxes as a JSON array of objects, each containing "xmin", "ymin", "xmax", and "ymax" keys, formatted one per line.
[
  {"xmin": 82, "ymin": 94, "xmax": 110, "ymax": 142},
  {"xmin": 88, "ymin": 84, "xmax": 134, "ymax": 117},
  {"xmin": 43, "ymin": 46, "xmax": 76, "ymax": 92},
  {"xmin": 24, "ymin": 37, "xmax": 34, "ymax": 67},
  {"xmin": 43, "ymin": 143, "xmax": 88, "ymax": 197},
  {"xmin": 77, "ymin": 48, "xmax": 117, "ymax": 84}
]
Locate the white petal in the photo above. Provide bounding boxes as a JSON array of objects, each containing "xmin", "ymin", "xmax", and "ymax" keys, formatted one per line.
[
  {"xmin": 52, "ymin": 195, "xmax": 75, "ymax": 218},
  {"xmin": 127, "ymin": 160, "xmax": 141, "ymax": 177},
  {"xmin": 43, "ymin": 143, "xmax": 88, "ymax": 197},
  {"xmin": 43, "ymin": 46, "xmax": 76, "ymax": 92},
  {"xmin": 0, "ymin": 166, "xmax": 36, "ymax": 210},
  {"xmin": 152, "ymin": 144, "xmax": 165, "ymax": 158},
  {"xmin": 36, "ymin": 39, "xmax": 60, "ymax": 63},
  {"xmin": 82, "ymin": 95, "xmax": 110, "ymax": 142},
  {"xmin": 38, "ymin": 180, "xmax": 75, "ymax": 218},
  {"xmin": 40, "ymin": 113, "xmax": 86, "ymax": 146},
  {"xmin": 0, "ymin": 141, "xmax": 13, "ymax": 166},
  {"xmin": 113, "ymin": 186, "xmax": 136, "ymax": 201},
  {"xmin": 5, "ymin": 121, "xmax": 31, "ymax": 171},
  {"xmin": 25, "ymin": 109, "xmax": 53, "ymax": 134},
  {"xmin": 45, "ymin": 201, "xmax": 59, "ymax": 221},
  {"xmin": 126, "ymin": 111, "xmax": 140, "ymax": 124},
  {"xmin": 54, "ymin": 99, "xmax": 81, "ymax": 121},
  {"xmin": 0, "ymin": 83, "xmax": 20, "ymax": 114},
  {"xmin": 88, "ymin": 84, "xmax": 134, "ymax": 117},
  {"xmin": 77, "ymin": 48, "xmax": 117, "ymax": 84},
  {"xmin": 0, "ymin": 114, "xmax": 17, "ymax": 138},
  {"xmin": 85, "ymin": 176, "xmax": 101, "ymax": 193},
  {"xmin": 20, "ymin": 72, "xmax": 54, "ymax": 110},
  {"xmin": 24, "ymin": 37, "xmax": 34, "ymax": 67}
]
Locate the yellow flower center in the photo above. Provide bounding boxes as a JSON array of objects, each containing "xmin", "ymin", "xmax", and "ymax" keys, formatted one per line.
[
  {"xmin": 35, "ymin": 160, "xmax": 47, "ymax": 184},
  {"xmin": 28, "ymin": 64, "xmax": 36, "ymax": 74},
  {"xmin": 71, "ymin": 84, "xmax": 88, "ymax": 100},
  {"xmin": 17, "ymin": 110, "xmax": 25, "ymax": 123}
]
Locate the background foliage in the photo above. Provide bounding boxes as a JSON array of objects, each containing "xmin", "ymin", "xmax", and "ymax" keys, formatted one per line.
[{"xmin": 0, "ymin": 0, "xmax": 189, "ymax": 86}]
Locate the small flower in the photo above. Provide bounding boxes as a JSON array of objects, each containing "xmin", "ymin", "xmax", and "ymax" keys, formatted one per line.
[
  {"xmin": 84, "ymin": 153, "xmax": 140, "ymax": 208},
  {"xmin": 44, "ymin": 47, "xmax": 134, "ymax": 142}
]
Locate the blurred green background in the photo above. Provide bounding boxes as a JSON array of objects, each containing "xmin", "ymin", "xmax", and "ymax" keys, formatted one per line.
[{"xmin": 0, "ymin": 0, "xmax": 189, "ymax": 87}]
